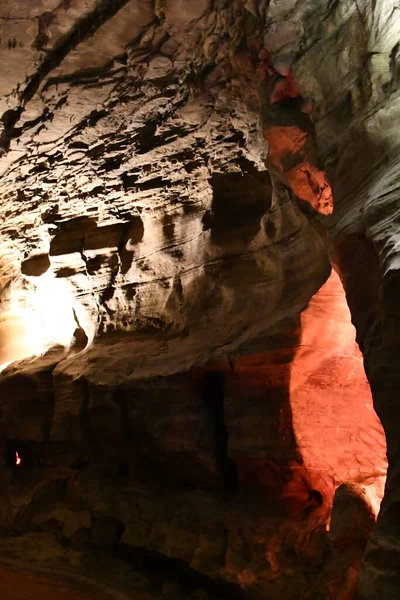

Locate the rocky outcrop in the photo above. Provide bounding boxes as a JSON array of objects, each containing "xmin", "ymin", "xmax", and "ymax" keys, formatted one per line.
[{"xmin": 0, "ymin": 0, "xmax": 397, "ymax": 598}]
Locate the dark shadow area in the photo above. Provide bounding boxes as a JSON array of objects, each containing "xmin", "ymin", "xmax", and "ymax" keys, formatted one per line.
[
  {"xmin": 200, "ymin": 371, "xmax": 238, "ymax": 497},
  {"xmin": 119, "ymin": 545, "xmax": 245, "ymax": 600},
  {"xmin": 49, "ymin": 216, "xmax": 96, "ymax": 256}
]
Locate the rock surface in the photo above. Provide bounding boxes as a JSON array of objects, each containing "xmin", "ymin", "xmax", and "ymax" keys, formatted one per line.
[
  {"xmin": 276, "ymin": 1, "xmax": 400, "ymax": 597},
  {"xmin": 0, "ymin": 272, "xmax": 386, "ymax": 599},
  {"xmin": 290, "ymin": 271, "xmax": 387, "ymax": 515},
  {"xmin": 0, "ymin": 0, "xmax": 397, "ymax": 598}
]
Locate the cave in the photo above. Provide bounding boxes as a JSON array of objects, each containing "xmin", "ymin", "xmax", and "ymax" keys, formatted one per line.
[{"xmin": 0, "ymin": 1, "xmax": 398, "ymax": 599}]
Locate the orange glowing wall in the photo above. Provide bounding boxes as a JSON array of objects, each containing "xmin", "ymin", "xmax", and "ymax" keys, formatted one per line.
[{"xmin": 289, "ymin": 270, "xmax": 387, "ymax": 514}]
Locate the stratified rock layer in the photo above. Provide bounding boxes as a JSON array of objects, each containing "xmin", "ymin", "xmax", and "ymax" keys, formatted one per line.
[
  {"xmin": 0, "ymin": 0, "xmax": 332, "ymax": 381},
  {"xmin": 0, "ymin": 0, "xmax": 397, "ymax": 598}
]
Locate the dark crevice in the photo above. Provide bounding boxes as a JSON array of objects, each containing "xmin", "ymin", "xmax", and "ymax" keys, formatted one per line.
[
  {"xmin": 118, "ymin": 216, "xmax": 144, "ymax": 274},
  {"xmin": 136, "ymin": 175, "xmax": 166, "ymax": 190},
  {"xmin": 113, "ymin": 387, "xmax": 134, "ymax": 443},
  {"xmin": 71, "ymin": 308, "xmax": 89, "ymax": 353},
  {"xmin": 89, "ymin": 517, "xmax": 126, "ymax": 554},
  {"xmin": 131, "ymin": 92, "xmax": 191, "ymax": 155},
  {"xmin": 33, "ymin": 11, "xmax": 53, "ymax": 51},
  {"xmin": 309, "ymin": 489, "xmax": 324, "ymax": 505},
  {"xmin": 121, "ymin": 171, "xmax": 139, "ymax": 190},
  {"xmin": 81, "ymin": 379, "xmax": 101, "ymax": 456},
  {"xmin": 43, "ymin": 54, "xmax": 128, "ymax": 91},
  {"xmin": 21, "ymin": 252, "xmax": 51, "ymax": 277},
  {"xmin": 133, "ymin": 119, "xmax": 159, "ymax": 154},
  {"xmin": 200, "ymin": 371, "xmax": 238, "ymax": 497},
  {"xmin": 101, "ymin": 153, "xmax": 123, "ymax": 171}
]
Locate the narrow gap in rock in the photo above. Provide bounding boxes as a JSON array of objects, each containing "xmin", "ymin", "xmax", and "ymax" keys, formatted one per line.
[{"xmin": 201, "ymin": 371, "xmax": 238, "ymax": 497}]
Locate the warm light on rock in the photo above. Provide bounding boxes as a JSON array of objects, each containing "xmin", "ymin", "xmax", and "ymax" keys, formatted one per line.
[
  {"xmin": 0, "ymin": 271, "xmax": 77, "ymax": 368},
  {"xmin": 290, "ymin": 271, "xmax": 387, "ymax": 515}
]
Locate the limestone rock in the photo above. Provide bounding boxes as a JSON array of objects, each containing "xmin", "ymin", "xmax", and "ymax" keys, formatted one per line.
[{"xmin": 0, "ymin": 1, "xmax": 398, "ymax": 599}]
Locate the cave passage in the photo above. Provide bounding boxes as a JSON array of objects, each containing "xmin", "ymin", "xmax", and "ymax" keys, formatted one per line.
[{"xmin": 201, "ymin": 371, "xmax": 238, "ymax": 496}]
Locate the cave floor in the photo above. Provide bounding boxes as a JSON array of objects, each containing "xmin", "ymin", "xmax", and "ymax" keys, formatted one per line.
[{"xmin": 0, "ymin": 567, "xmax": 99, "ymax": 600}]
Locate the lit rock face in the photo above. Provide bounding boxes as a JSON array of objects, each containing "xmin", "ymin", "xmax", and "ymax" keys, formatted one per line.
[
  {"xmin": 0, "ymin": 0, "xmax": 330, "ymax": 380},
  {"xmin": 0, "ymin": 0, "xmax": 396, "ymax": 599}
]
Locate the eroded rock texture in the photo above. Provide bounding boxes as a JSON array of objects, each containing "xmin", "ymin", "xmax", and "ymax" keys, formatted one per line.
[
  {"xmin": 0, "ymin": 0, "xmax": 331, "ymax": 381},
  {"xmin": 0, "ymin": 0, "xmax": 397, "ymax": 599}
]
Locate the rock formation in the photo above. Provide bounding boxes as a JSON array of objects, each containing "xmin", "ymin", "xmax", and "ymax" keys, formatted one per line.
[{"xmin": 0, "ymin": 1, "xmax": 397, "ymax": 598}]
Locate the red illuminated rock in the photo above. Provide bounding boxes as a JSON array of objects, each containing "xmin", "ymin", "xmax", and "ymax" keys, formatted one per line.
[{"xmin": 290, "ymin": 271, "xmax": 387, "ymax": 513}]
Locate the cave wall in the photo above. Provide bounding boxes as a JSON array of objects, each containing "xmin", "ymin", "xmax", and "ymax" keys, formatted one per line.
[{"xmin": 0, "ymin": 0, "xmax": 398, "ymax": 598}]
